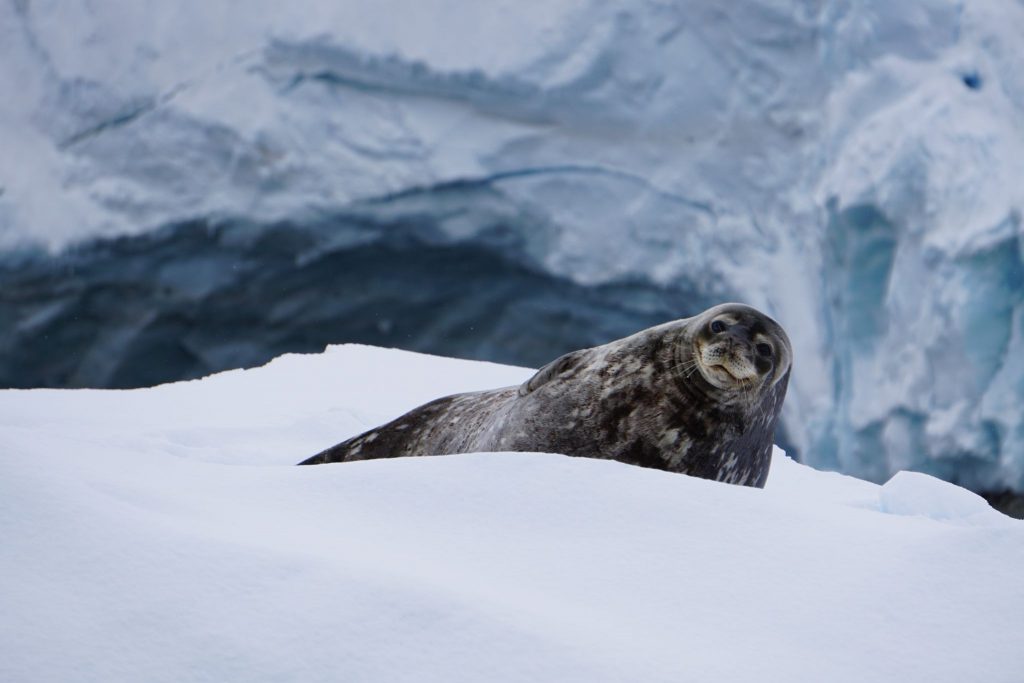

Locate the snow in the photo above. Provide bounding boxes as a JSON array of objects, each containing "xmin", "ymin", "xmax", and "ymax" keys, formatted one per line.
[
  {"xmin": 2, "ymin": 345, "xmax": 1022, "ymax": 683},
  {"xmin": 879, "ymin": 470, "xmax": 999, "ymax": 525}
]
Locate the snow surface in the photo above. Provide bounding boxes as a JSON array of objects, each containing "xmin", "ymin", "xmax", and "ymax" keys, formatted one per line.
[
  {"xmin": 2, "ymin": 345, "xmax": 1022, "ymax": 683},
  {"xmin": 2, "ymin": 0, "xmax": 1023, "ymax": 492}
]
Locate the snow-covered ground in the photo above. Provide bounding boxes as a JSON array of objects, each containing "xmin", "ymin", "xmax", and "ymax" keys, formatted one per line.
[{"xmin": 2, "ymin": 345, "xmax": 1021, "ymax": 683}]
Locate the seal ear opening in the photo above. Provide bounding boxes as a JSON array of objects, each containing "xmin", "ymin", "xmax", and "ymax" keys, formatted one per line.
[{"xmin": 519, "ymin": 348, "xmax": 589, "ymax": 396}]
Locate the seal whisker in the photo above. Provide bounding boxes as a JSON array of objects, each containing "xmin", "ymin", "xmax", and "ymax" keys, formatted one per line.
[{"xmin": 669, "ymin": 358, "xmax": 702, "ymax": 379}]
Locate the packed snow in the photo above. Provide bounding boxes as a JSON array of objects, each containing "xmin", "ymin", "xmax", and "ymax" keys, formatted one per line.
[
  {"xmin": 2, "ymin": 345, "xmax": 1022, "ymax": 683},
  {"xmin": 2, "ymin": 0, "xmax": 1023, "ymax": 492}
]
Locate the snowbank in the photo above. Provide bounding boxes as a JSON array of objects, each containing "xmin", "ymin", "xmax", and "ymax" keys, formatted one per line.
[{"xmin": 2, "ymin": 346, "xmax": 1021, "ymax": 683}]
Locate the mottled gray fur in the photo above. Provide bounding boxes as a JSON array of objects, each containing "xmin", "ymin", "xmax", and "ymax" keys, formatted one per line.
[{"xmin": 299, "ymin": 303, "xmax": 792, "ymax": 487}]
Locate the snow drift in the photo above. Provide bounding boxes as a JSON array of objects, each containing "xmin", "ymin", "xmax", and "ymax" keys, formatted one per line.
[{"xmin": 1, "ymin": 345, "xmax": 1022, "ymax": 683}]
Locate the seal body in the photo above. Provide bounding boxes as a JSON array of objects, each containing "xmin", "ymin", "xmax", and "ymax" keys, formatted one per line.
[{"xmin": 299, "ymin": 303, "xmax": 792, "ymax": 487}]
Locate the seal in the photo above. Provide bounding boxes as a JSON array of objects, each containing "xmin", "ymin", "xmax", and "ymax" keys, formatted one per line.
[{"xmin": 299, "ymin": 303, "xmax": 792, "ymax": 487}]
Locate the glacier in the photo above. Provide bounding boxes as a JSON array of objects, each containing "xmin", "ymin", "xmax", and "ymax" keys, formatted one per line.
[{"xmin": 1, "ymin": 0, "xmax": 1023, "ymax": 495}]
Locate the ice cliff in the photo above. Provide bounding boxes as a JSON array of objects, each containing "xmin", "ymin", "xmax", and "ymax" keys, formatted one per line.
[{"xmin": 1, "ymin": 0, "xmax": 1022, "ymax": 494}]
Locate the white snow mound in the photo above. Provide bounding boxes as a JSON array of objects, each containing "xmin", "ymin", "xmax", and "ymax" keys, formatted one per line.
[
  {"xmin": 1, "ymin": 345, "xmax": 1022, "ymax": 683},
  {"xmin": 879, "ymin": 470, "xmax": 1005, "ymax": 526}
]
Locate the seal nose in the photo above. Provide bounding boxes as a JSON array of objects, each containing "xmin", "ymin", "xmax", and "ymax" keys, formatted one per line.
[
  {"xmin": 730, "ymin": 324, "xmax": 756, "ymax": 345},
  {"xmin": 722, "ymin": 326, "xmax": 753, "ymax": 359},
  {"xmin": 722, "ymin": 326, "xmax": 744, "ymax": 347}
]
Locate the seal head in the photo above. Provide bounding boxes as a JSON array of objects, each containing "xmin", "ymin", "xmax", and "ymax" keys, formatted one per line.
[{"xmin": 689, "ymin": 303, "xmax": 791, "ymax": 396}]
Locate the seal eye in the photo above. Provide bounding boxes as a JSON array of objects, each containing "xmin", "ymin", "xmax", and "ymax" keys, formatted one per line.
[
  {"xmin": 756, "ymin": 343, "xmax": 773, "ymax": 358},
  {"xmin": 710, "ymin": 320, "xmax": 726, "ymax": 334}
]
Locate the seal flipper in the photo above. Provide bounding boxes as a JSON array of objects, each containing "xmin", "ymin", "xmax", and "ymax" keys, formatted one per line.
[
  {"xmin": 519, "ymin": 348, "xmax": 591, "ymax": 396},
  {"xmin": 298, "ymin": 394, "xmax": 460, "ymax": 465}
]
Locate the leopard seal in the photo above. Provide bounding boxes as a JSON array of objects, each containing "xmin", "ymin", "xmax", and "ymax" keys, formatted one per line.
[{"xmin": 298, "ymin": 303, "xmax": 792, "ymax": 487}]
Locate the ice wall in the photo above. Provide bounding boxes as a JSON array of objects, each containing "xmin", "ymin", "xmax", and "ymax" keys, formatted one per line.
[{"xmin": 1, "ymin": 0, "xmax": 1022, "ymax": 493}]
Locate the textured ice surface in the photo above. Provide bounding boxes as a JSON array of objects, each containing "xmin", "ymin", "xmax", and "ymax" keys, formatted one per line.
[
  {"xmin": 1, "ymin": 1, "xmax": 1023, "ymax": 492},
  {"xmin": 2, "ymin": 345, "xmax": 1022, "ymax": 683}
]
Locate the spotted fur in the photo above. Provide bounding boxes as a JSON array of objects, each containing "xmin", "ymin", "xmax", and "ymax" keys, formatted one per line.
[{"xmin": 299, "ymin": 303, "xmax": 792, "ymax": 488}]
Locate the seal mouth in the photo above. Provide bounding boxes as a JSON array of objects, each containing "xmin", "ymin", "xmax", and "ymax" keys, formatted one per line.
[
  {"xmin": 693, "ymin": 339, "xmax": 759, "ymax": 391},
  {"xmin": 709, "ymin": 364, "xmax": 738, "ymax": 380},
  {"xmin": 693, "ymin": 356, "xmax": 742, "ymax": 390}
]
